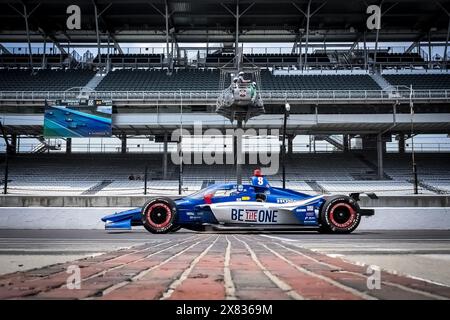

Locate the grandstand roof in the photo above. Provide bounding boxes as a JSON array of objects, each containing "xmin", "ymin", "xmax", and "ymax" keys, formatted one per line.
[{"xmin": 1, "ymin": 0, "xmax": 450, "ymax": 43}]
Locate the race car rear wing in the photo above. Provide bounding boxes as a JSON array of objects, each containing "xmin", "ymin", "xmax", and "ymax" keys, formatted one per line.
[{"xmin": 349, "ymin": 192, "xmax": 378, "ymax": 201}]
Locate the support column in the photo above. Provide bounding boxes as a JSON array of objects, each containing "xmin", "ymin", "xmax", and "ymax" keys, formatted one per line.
[
  {"xmin": 398, "ymin": 134, "xmax": 405, "ymax": 154},
  {"xmin": 298, "ymin": 32, "xmax": 303, "ymax": 69},
  {"xmin": 363, "ymin": 31, "xmax": 368, "ymax": 70},
  {"xmin": 42, "ymin": 36, "xmax": 47, "ymax": 69},
  {"xmin": 235, "ymin": 2, "xmax": 240, "ymax": 60},
  {"xmin": 374, "ymin": 29, "xmax": 380, "ymax": 69},
  {"xmin": 121, "ymin": 135, "xmax": 127, "ymax": 154},
  {"xmin": 165, "ymin": 1, "xmax": 171, "ymax": 70},
  {"xmin": 163, "ymin": 133, "xmax": 168, "ymax": 180},
  {"xmin": 304, "ymin": 0, "xmax": 312, "ymax": 67},
  {"xmin": 235, "ymin": 120, "xmax": 243, "ymax": 185},
  {"xmin": 287, "ymin": 136, "xmax": 293, "ymax": 155},
  {"xmin": 343, "ymin": 135, "xmax": 349, "ymax": 152},
  {"xmin": 428, "ymin": 31, "xmax": 432, "ymax": 65},
  {"xmin": 445, "ymin": 18, "xmax": 450, "ymax": 63},
  {"xmin": 107, "ymin": 34, "xmax": 111, "ymax": 72},
  {"xmin": 23, "ymin": 4, "xmax": 33, "ymax": 68},
  {"xmin": 377, "ymin": 134, "xmax": 384, "ymax": 180},
  {"xmin": 10, "ymin": 134, "xmax": 17, "ymax": 155},
  {"xmin": 66, "ymin": 138, "xmax": 72, "ymax": 154},
  {"xmin": 94, "ymin": 3, "xmax": 101, "ymax": 65}
]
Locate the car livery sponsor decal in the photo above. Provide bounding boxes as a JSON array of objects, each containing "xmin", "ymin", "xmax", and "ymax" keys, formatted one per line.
[
  {"xmin": 231, "ymin": 208, "xmax": 278, "ymax": 223},
  {"xmin": 277, "ymin": 198, "xmax": 295, "ymax": 203}
]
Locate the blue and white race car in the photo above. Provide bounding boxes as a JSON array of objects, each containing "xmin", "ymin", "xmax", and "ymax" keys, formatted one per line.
[{"xmin": 101, "ymin": 169, "xmax": 374, "ymax": 234}]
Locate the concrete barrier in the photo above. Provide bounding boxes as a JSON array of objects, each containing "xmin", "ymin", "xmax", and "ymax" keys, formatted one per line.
[
  {"xmin": 1, "ymin": 195, "xmax": 449, "ymax": 208},
  {"xmin": 358, "ymin": 207, "xmax": 450, "ymax": 230},
  {"xmin": 0, "ymin": 207, "xmax": 132, "ymax": 229},
  {"xmin": 0, "ymin": 207, "xmax": 449, "ymax": 230}
]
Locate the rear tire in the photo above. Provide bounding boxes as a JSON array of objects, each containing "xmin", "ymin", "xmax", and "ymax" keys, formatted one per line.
[
  {"xmin": 319, "ymin": 195, "xmax": 361, "ymax": 234},
  {"xmin": 141, "ymin": 197, "xmax": 178, "ymax": 234}
]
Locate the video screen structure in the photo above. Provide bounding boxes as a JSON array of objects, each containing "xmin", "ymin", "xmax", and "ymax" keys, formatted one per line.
[{"xmin": 43, "ymin": 99, "xmax": 112, "ymax": 138}]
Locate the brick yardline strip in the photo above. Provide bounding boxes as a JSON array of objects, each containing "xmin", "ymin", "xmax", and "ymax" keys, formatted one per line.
[
  {"xmin": 0, "ymin": 240, "xmax": 171, "ymax": 288},
  {"xmin": 80, "ymin": 235, "xmax": 198, "ymax": 283},
  {"xmin": 271, "ymin": 240, "xmax": 449, "ymax": 300},
  {"xmin": 376, "ymin": 279, "xmax": 448, "ymax": 300},
  {"xmin": 19, "ymin": 236, "xmax": 196, "ymax": 298},
  {"xmin": 258, "ymin": 241, "xmax": 377, "ymax": 300},
  {"xmin": 224, "ymin": 235, "xmax": 237, "ymax": 300},
  {"xmin": 232, "ymin": 235, "xmax": 305, "ymax": 300},
  {"xmin": 98, "ymin": 235, "xmax": 213, "ymax": 298},
  {"xmin": 0, "ymin": 237, "xmax": 199, "ymax": 300},
  {"xmin": 160, "ymin": 235, "xmax": 221, "ymax": 300}
]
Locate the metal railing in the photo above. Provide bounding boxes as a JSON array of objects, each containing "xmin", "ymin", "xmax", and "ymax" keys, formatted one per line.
[
  {"xmin": 1, "ymin": 89, "xmax": 450, "ymax": 103},
  {"xmin": 10, "ymin": 141, "xmax": 450, "ymax": 154}
]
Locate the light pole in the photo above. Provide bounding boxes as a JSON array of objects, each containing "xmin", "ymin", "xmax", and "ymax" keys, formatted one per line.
[
  {"xmin": 178, "ymin": 89, "xmax": 183, "ymax": 195},
  {"xmin": 282, "ymin": 103, "xmax": 290, "ymax": 189},
  {"xmin": 0, "ymin": 122, "xmax": 10, "ymax": 194},
  {"xmin": 396, "ymin": 85, "xmax": 418, "ymax": 194},
  {"xmin": 409, "ymin": 84, "xmax": 418, "ymax": 194}
]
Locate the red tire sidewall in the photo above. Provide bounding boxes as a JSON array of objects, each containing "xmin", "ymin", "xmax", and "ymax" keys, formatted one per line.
[
  {"xmin": 142, "ymin": 198, "xmax": 177, "ymax": 233},
  {"xmin": 322, "ymin": 196, "xmax": 361, "ymax": 233}
]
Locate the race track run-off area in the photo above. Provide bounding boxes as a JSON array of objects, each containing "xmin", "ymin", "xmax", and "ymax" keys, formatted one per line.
[{"xmin": 0, "ymin": 234, "xmax": 449, "ymax": 300}]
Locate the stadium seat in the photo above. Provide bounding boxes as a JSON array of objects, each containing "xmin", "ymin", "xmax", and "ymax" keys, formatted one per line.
[
  {"xmin": 383, "ymin": 74, "xmax": 450, "ymax": 90},
  {"xmin": 261, "ymin": 71, "xmax": 381, "ymax": 91},
  {"xmin": 95, "ymin": 69, "xmax": 381, "ymax": 92},
  {"xmin": 96, "ymin": 69, "xmax": 221, "ymax": 91}
]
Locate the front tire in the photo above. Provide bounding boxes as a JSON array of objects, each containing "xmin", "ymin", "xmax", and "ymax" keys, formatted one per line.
[
  {"xmin": 141, "ymin": 197, "xmax": 178, "ymax": 234},
  {"xmin": 319, "ymin": 195, "xmax": 361, "ymax": 234}
]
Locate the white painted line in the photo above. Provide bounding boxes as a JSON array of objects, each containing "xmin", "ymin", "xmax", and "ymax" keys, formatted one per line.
[
  {"xmin": 161, "ymin": 236, "xmax": 220, "ymax": 300},
  {"xmin": 272, "ymin": 241, "xmax": 450, "ymax": 300},
  {"xmin": 259, "ymin": 242, "xmax": 376, "ymax": 300},
  {"xmin": 84, "ymin": 235, "xmax": 197, "ymax": 284},
  {"xmin": 99, "ymin": 235, "xmax": 212, "ymax": 297},
  {"xmin": 224, "ymin": 235, "xmax": 237, "ymax": 300},
  {"xmin": 233, "ymin": 235, "xmax": 304, "ymax": 300}
]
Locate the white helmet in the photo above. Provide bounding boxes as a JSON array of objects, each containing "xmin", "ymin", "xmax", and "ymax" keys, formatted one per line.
[
  {"xmin": 252, "ymin": 82, "xmax": 256, "ymax": 86},
  {"xmin": 238, "ymin": 71, "xmax": 244, "ymax": 76}
]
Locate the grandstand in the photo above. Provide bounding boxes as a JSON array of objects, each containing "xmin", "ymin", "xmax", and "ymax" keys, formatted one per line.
[
  {"xmin": 0, "ymin": 0, "xmax": 450, "ymax": 198},
  {"xmin": 3, "ymin": 152, "xmax": 450, "ymax": 196}
]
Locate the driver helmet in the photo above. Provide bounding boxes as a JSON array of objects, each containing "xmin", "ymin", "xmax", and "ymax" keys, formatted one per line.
[
  {"xmin": 233, "ymin": 77, "xmax": 238, "ymax": 82},
  {"xmin": 238, "ymin": 71, "xmax": 245, "ymax": 76},
  {"xmin": 252, "ymin": 81, "xmax": 256, "ymax": 86}
]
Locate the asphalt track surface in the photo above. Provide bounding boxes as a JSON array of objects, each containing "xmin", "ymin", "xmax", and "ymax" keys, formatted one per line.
[{"xmin": 0, "ymin": 229, "xmax": 449, "ymax": 300}]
